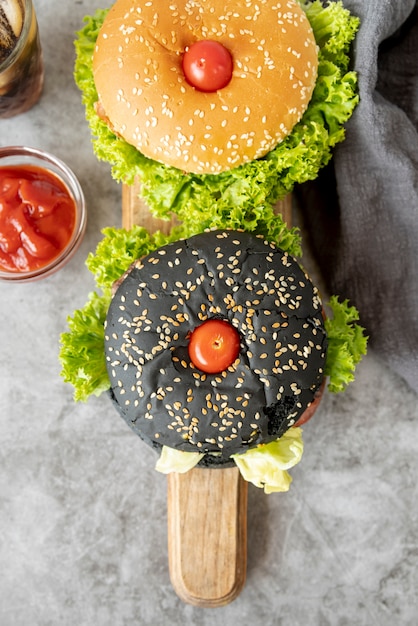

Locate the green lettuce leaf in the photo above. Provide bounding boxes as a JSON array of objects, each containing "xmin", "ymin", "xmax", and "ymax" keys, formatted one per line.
[
  {"xmin": 231, "ymin": 427, "xmax": 304, "ymax": 494},
  {"xmin": 304, "ymin": 0, "xmax": 360, "ymax": 70},
  {"xmin": 86, "ymin": 225, "xmax": 180, "ymax": 291},
  {"xmin": 155, "ymin": 447, "xmax": 205, "ymax": 474},
  {"xmin": 74, "ymin": 2, "xmax": 359, "ymax": 229},
  {"xmin": 324, "ymin": 295, "xmax": 368, "ymax": 393},
  {"xmin": 59, "ymin": 291, "xmax": 111, "ymax": 402}
]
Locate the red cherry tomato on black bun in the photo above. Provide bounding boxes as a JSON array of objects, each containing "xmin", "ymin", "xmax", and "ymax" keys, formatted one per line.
[
  {"xmin": 188, "ymin": 318, "xmax": 240, "ymax": 374},
  {"xmin": 182, "ymin": 40, "xmax": 233, "ymax": 92}
]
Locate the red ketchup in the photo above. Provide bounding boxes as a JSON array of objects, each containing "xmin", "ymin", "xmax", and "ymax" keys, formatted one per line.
[{"xmin": 0, "ymin": 165, "xmax": 76, "ymax": 273}]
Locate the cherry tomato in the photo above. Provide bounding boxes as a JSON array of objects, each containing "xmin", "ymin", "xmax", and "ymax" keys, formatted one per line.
[
  {"xmin": 188, "ymin": 318, "xmax": 240, "ymax": 374},
  {"xmin": 182, "ymin": 40, "xmax": 233, "ymax": 92}
]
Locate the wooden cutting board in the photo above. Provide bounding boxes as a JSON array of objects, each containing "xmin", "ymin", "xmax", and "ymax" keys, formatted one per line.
[{"xmin": 122, "ymin": 179, "xmax": 292, "ymax": 606}]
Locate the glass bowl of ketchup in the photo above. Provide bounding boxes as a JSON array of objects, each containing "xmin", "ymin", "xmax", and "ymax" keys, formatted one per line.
[{"xmin": 0, "ymin": 145, "xmax": 86, "ymax": 282}]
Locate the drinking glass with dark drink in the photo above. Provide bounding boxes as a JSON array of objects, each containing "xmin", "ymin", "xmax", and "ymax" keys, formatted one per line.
[{"xmin": 0, "ymin": 0, "xmax": 43, "ymax": 118}]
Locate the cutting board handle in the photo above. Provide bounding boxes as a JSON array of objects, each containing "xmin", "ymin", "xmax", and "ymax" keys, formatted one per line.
[{"xmin": 167, "ymin": 467, "xmax": 248, "ymax": 607}]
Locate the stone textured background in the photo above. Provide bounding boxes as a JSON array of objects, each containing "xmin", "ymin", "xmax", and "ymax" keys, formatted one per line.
[{"xmin": 0, "ymin": 1, "xmax": 417, "ymax": 624}]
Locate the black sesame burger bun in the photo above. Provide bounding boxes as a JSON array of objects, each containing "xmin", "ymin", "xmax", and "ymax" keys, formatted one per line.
[
  {"xmin": 92, "ymin": 0, "xmax": 318, "ymax": 174},
  {"xmin": 104, "ymin": 230, "xmax": 327, "ymax": 466}
]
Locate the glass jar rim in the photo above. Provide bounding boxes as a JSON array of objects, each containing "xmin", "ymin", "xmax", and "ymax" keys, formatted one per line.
[{"xmin": 0, "ymin": 0, "xmax": 34, "ymax": 73}]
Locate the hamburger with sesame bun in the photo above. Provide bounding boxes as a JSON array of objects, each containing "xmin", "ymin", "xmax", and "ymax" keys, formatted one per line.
[
  {"xmin": 74, "ymin": 0, "xmax": 360, "ymax": 232},
  {"xmin": 104, "ymin": 230, "xmax": 327, "ymax": 470},
  {"xmin": 92, "ymin": 0, "xmax": 318, "ymax": 174},
  {"xmin": 60, "ymin": 223, "xmax": 367, "ymax": 493}
]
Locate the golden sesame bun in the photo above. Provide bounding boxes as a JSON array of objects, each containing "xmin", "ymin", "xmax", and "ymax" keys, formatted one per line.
[{"xmin": 93, "ymin": 0, "xmax": 318, "ymax": 174}]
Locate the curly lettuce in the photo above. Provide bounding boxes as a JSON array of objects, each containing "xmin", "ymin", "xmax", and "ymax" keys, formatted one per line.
[
  {"xmin": 74, "ymin": 1, "xmax": 360, "ymax": 229},
  {"xmin": 86, "ymin": 225, "xmax": 180, "ymax": 291},
  {"xmin": 59, "ymin": 291, "xmax": 111, "ymax": 402},
  {"xmin": 324, "ymin": 295, "xmax": 368, "ymax": 393}
]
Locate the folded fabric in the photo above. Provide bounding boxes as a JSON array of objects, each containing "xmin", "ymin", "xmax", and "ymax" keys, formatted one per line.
[{"xmin": 298, "ymin": 0, "xmax": 418, "ymax": 393}]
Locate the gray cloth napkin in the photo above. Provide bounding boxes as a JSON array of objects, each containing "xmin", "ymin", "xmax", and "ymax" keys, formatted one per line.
[{"xmin": 298, "ymin": 0, "xmax": 418, "ymax": 393}]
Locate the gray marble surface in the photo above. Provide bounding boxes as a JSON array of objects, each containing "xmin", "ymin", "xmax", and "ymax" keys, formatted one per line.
[{"xmin": 1, "ymin": 1, "xmax": 417, "ymax": 625}]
